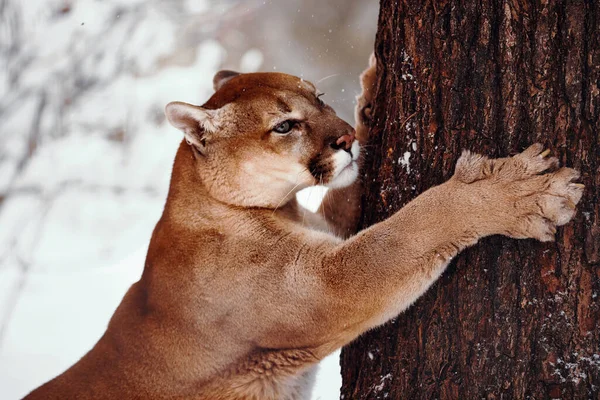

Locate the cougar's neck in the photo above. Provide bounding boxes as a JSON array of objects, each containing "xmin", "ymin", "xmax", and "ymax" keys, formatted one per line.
[
  {"xmin": 162, "ymin": 141, "xmax": 226, "ymax": 225},
  {"xmin": 161, "ymin": 140, "xmax": 304, "ymax": 229}
]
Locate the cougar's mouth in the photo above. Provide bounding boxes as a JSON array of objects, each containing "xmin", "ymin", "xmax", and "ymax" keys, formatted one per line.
[
  {"xmin": 308, "ymin": 155, "xmax": 334, "ymax": 185},
  {"xmin": 313, "ymin": 141, "xmax": 360, "ymax": 189}
]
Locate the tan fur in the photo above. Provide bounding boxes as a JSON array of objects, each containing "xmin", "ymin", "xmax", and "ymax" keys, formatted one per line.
[
  {"xmin": 25, "ymin": 56, "xmax": 583, "ymax": 400},
  {"xmin": 354, "ymin": 52, "xmax": 376, "ymax": 144}
]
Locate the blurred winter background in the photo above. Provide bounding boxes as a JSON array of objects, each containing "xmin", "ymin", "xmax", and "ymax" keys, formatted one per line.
[{"xmin": 0, "ymin": 0, "xmax": 377, "ymax": 398}]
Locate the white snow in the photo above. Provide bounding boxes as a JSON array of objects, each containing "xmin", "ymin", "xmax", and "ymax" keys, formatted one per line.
[
  {"xmin": 240, "ymin": 48, "xmax": 265, "ymax": 72},
  {"xmin": 0, "ymin": 249, "xmax": 146, "ymax": 400},
  {"xmin": 399, "ymin": 151, "xmax": 412, "ymax": 174},
  {"xmin": 297, "ymin": 186, "xmax": 329, "ymax": 213},
  {"xmin": 373, "ymin": 373, "xmax": 392, "ymax": 392}
]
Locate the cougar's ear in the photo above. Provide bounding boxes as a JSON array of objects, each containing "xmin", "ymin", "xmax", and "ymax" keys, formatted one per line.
[
  {"xmin": 213, "ymin": 70, "xmax": 240, "ymax": 91},
  {"xmin": 165, "ymin": 101, "xmax": 218, "ymax": 154}
]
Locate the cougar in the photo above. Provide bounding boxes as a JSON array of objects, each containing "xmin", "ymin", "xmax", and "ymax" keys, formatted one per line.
[{"xmin": 25, "ymin": 54, "xmax": 583, "ymax": 399}]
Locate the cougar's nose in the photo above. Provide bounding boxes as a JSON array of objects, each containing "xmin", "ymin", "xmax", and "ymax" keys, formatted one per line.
[{"xmin": 330, "ymin": 129, "xmax": 356, "ymax": 152}]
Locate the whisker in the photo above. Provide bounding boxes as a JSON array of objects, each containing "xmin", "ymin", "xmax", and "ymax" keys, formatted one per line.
[
  {"xmin": 325, "ymin": 181, "xmax": 334, "ymax": 226},
  {"xmin": 272, "ymin": 181, "xmax": 303, "ymax": 215},
  {"xmin": 271, "ymin": 167, "xmax": 309, "ymax": 215},
  {"xmin": 316, "ymin": 73, "xmax": 340, "ymax": 84},
  {"xmin": 302, "ymin": 185, "xmax": 313, "ymax": 228},
  {"xmin": 318, "ymin": 176, "xmax": 329, "ymax": 223}
]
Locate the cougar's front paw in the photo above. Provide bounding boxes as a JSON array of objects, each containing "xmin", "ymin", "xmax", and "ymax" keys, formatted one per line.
[
  {"xmin": 454, "ymin": 143, "xmax": 584, "ymax": 242},
  {"xmin": 354, "ymin": 53, "xmax": 377, "ymax": 143}
]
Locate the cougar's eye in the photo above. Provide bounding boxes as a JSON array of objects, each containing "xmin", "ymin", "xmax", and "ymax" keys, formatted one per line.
[{"xmin": 273, "ymin": 120, "xmax": 295, "ymax": 134}]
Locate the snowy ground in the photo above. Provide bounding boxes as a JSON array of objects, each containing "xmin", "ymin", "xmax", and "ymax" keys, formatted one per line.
[{"xmin": 0, "ymin": 0, "xmax": 376, "ymax": 398}]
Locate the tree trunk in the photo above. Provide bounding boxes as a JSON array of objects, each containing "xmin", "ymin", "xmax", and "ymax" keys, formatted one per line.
[{"xmin": 341, "ymin": 1, "xmax": 599, "ymax": 399}]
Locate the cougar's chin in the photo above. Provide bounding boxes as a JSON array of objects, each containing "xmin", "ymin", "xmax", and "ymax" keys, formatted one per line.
[{"xmin": 326, "ymin": 141, "xmax": 360, "ymax": 189}]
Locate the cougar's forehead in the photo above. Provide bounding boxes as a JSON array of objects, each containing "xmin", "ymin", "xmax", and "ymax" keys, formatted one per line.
[{"xmin": 204, "ymin": 72, "xmax": 319, "ymax": 110}]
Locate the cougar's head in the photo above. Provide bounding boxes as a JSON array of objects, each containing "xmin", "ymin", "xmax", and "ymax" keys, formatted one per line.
[{"xmin": 165, "ymin": 70, "xmax": 360, "ymax": 208}]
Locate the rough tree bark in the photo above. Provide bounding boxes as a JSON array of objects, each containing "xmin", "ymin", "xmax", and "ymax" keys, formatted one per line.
[{"xmin": 341, "ymin": 1, "xmax": 599, "ymax": 399}]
